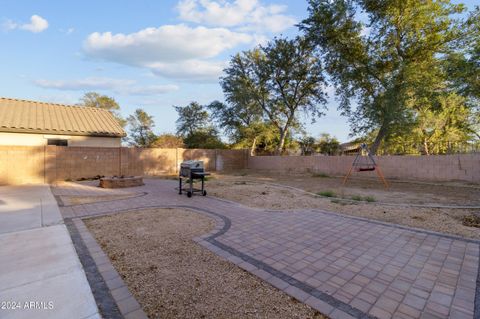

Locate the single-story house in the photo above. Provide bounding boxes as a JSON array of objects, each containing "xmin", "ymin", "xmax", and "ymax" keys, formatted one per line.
[
  {"xmin": 0, "ymin": 97, "xmax": 126, "ymax": 147},
  {"xmin": 340, "ymin": 141, "xmax": 361, "ymax": 155}
]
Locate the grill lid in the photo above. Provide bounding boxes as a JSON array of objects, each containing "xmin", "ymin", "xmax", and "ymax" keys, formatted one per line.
[{"xmin": 180, "ymin": 160, "xmax": 204, "ymax": 170}]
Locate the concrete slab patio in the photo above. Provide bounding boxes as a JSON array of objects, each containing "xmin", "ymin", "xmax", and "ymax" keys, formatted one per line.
[
  {"xmin": 0, "ymin": 184, "xmax": 99, "ymax": 319},
  {"xmin": 52, "ymin": 179, "xmax": 480, "ymax": 319},
  {"xmin": 0, "ymin": 184, "xmax": 62, "ymax": 234}
]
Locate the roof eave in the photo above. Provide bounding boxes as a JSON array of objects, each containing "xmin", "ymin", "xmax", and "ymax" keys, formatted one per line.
[{"xmin": 0, "ymin": 127, "xmax": 126, "ymax": 138}]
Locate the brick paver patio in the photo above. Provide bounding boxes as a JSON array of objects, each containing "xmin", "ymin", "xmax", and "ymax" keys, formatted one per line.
[{"xmin": 52, "ymin": 179, "xmax": 480, "ymax": 319}]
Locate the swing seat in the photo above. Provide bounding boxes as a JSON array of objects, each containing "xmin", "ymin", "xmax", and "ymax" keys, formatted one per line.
[
  {"xmin": 344, "ymin": 143, "xmax": 389, "ymax": 188},
  {"xmin": 357, "ymin": 166, "xmax": 376, "ymax": 172}
]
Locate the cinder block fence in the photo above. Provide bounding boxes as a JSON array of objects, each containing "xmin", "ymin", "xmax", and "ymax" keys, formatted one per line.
[
  {"xmin": 0, "ymin": 146, "xmax": 248, "ymax": 185},
  {"xmin": 247, "ymin": 154, "xmax": 480, "ymax": 183},
  {"xmin": 0, "ymin": 145, "xmax": 477, "ymax": 185}
]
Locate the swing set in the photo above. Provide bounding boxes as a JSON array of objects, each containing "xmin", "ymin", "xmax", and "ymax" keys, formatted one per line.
[{"xmin": 342, "ymin": 143, "xmax": 389, "ymax": 188}]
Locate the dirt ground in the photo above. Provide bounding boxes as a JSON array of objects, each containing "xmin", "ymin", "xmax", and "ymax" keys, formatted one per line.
[
  {"xmin": 197, "ymin": 171, "xmax": 480, "ymax": 240},
  {"xmin": 64, "ymin": 194, "xmax": 138, "ymax": 206},
  {"xmin": 214, "ymin": 170, "xmax": 480, "ymax": 206},
  {"xmin": 85, "ymin": 208, "xmax": 325, "ymax": 319}
]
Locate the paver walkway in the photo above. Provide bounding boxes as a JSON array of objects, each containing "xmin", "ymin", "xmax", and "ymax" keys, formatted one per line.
[
  {"xmin": 52, "ymin": 179, "xmax": 480, "ymax": 319},
  {"xmin": 0, "ymin": 184, "xmax": 99, "ymax": 319}
]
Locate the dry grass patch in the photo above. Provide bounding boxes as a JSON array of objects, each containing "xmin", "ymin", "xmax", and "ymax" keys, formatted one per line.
[
  {"xmin": 85, "ymin": 208, "xmax": 326, "ymax": 319},
  {"xmin": 462, "ymin": 214, "xmax": 480, "ymax": 228}
]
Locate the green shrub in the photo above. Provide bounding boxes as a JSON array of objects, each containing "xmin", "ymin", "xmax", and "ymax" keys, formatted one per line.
[
  {"xmin": 318, "ymin": 190, "xmax": 335, "ymax": 197},
  {"xmin": 312, "ymin": 172, "xmax": 329, "ymax": 178},
  {"xmin": 350, "ymin": 195, "xmax": 376, "ymax": 202}
]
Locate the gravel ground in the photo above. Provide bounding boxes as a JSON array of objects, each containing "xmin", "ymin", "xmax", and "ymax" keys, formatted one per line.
[
  {"xmin": 206, "ymin": 179, "xmax": 480, "ymax": 239},
  {"xmin": 85, "ymin": 208, "xmax": 326, "ymax": 319},
  {"xmin": 63, "ymin": 194, "xmax": 138, "ymax": 205},
  {"xmin": 214, "ymin": 171, "xmax": 480, "ymax": 206}
]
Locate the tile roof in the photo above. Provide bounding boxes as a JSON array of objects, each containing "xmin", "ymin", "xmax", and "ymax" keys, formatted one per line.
[{"xmin": 0, "ymin": 97, "xmax": 126, "ymax": 137}]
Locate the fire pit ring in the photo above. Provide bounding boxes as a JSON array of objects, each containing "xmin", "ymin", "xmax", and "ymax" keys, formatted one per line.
[{"xmin": 99, "ymin": 176, "xmax": 144, "ymax": 188}]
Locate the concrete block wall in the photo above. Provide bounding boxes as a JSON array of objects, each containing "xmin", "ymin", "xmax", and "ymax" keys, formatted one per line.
[
  {"xmin": 48, "ymin": 146, "xmax": 121, "ymax": 182},
  {"xmin": 0, "ymin": 146, "xmax": 248, "ymax": 185},
  {"xmin": 247, "ymin": 154, "xmax": 480, "ymax": 183},
  {"xmin": 1, "ymin": 145, "xmax": 475, "ymax": 184},
  {"xmin": 0, "ymin": 146, "xmax": 45, "ymax": 184}
]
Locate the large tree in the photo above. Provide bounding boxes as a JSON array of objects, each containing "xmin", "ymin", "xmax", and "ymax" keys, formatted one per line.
[
  {"xmin": 79, "ymin": 92, "xmax": 126, "ymax": 127},
  {"xmin": 297, "ymin": 134, "xmax": 316, "ymax": 155},
  {"xmin": 151, "ymin": 133, "xmax": 184, "ymax": 148},
  {"xmin": 174, "ymin": 102, "xmax": 225, "ymax": 149},
  {"xmin": 317, "ymin": 133, "xmax": 341, "ymax": 155},
  {"xmin": 174, "ymin": 102, "xmax": 210, "ymax": 137},
  {"xmin": 208, "ymin": 100, "xmax": 271, "ymax": 155},
  {"xmin": 221, "ymin": 36, "xmax": 327, "ymax": 154},
  {"xmin": 300, "ymin": 0, "xmax": 466, "ymax": 154},
  {"xmin": 127, "ymin": 109, "xmax": 156, "ymax": 147},
  {"xmin": 183, "ymin": 128, "xmax": 226, "ymax": 149},
  {"xmin": 445, "ymin": 7, "xmax": 480, "ymax": 139},
  {"xmin": 446, "ymin": 7, "xmax": 480, "ymax": 100},
  {"xmin": 414, "ymin": 93, "xmax": 473, "ymax": 155}
]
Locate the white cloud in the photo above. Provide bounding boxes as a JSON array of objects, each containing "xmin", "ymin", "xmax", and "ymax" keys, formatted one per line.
[
  {"xmin": 149, "ymin": 60, "xmax": 226, "ymax": 81},
  {"xmin": 177, "ymin": 0, "xmax": 296, "ymax": 33},
  {"xmin": 2, "ymin": 20, "xmax": 17, "ymax": 31},
  {"xmin": 60, "ymin": 27, "xmax": 75, "ymax": 35},
  {"xmin": 33, "ymin": 77, "xmax": 179, "ymax": 95},
  {"xmin": 21, "ymin": 15, "xmax": 48, "ymax": 33},
  {"xmin": 84, "ymin": 24, "xmax": 251, "ymax": 65},
  {"xmin": 34, "ymin": 77, "xmax": 134, "ymax": 91},
  {"xmin": 126, "ymin": 84, "xmax": 180, "ymax": 95},
  {"xmin": 81, "ymin": 1, "xmax": 296, "ymax": 82},
  {"xmin": 4, "ymin": 15, "xmax": 49, "ymax": 33},
  {"xmin": 83, "ymin": 24, "xmax": 251, "ymax": 81},
  {"xmin": 36, "ymin": 94, "xmax": 78, "ymax": 105}
]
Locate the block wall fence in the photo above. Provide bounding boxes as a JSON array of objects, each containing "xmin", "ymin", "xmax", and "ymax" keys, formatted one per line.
[
  {"xmin": 0, "ymin": 145, "xmax": 478, "ymax": 185},
  {"xmin": 247, "ymin": 154, "xmax": 480, "ymax": 183},
  {"xmin": 0, "ymin": 146, "xmax": 248, "ymax": 185}
]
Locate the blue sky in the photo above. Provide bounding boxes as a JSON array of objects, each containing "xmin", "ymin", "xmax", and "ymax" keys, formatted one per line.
[{"xmin": 0, "ymin": 0, "xmax": 477, "ymax": 143}]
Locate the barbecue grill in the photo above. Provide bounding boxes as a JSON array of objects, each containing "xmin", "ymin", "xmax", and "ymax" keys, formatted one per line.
[{"xmin": 178, "ymin": 160, "xmax": 210, "ymax": 197}]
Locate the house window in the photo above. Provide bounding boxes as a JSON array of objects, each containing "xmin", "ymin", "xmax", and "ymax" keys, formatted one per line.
[{"xmin": 47, "ymin": 139, "xmax": 68, "ymax": 146}]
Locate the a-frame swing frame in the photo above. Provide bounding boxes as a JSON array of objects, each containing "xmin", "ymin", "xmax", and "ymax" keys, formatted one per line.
[{"xmin": 342, "ymin": 143, "xmax": 389, "ymax": 188}]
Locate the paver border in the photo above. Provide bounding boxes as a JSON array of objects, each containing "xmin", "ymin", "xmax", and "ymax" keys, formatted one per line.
[{"xmin": 65, "ymin": 218, "xmax": 148, "ymax": 319}]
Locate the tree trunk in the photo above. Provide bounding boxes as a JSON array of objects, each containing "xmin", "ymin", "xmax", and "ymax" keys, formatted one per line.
[
  {"xmin": 370, "ymin": 124, "xmax": 388, "ymax": 155},
  {"xmin": 276, "ymin": 129, "xmax": 287, "ymax": 155},
  {"xmin": 250, "ymin": 136, "xmax": 257, "ymax": 156},
  {"xmin": 423, "ymin": 138, "xmax": 430, "ymax": 156}
]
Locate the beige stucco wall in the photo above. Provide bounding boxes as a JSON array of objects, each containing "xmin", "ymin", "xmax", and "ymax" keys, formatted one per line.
[
  {"xmin": 0, "ymin": 132, "xmax": 121, "ymax": 147},
  {"xmin": 247, "ymin": 154, "xmax": 480, "ymax": 183},
  {"xmin": 0, "ymin": 146, "xmax": 248, "ymax": 185}
]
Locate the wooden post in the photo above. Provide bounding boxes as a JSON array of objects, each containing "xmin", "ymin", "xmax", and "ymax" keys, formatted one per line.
[
  {"xmin": 342, "ymin": 165, "xmax": 354, "ymax": 186},
  {"xmin": 375, "ymin": 165, "xmax": 389, "ymax": 188}
]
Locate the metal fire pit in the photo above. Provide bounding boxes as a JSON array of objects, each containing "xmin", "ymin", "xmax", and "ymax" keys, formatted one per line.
[{"xmin": 178, "ymin": 160, "xmax": 210, "ymax": 197}]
